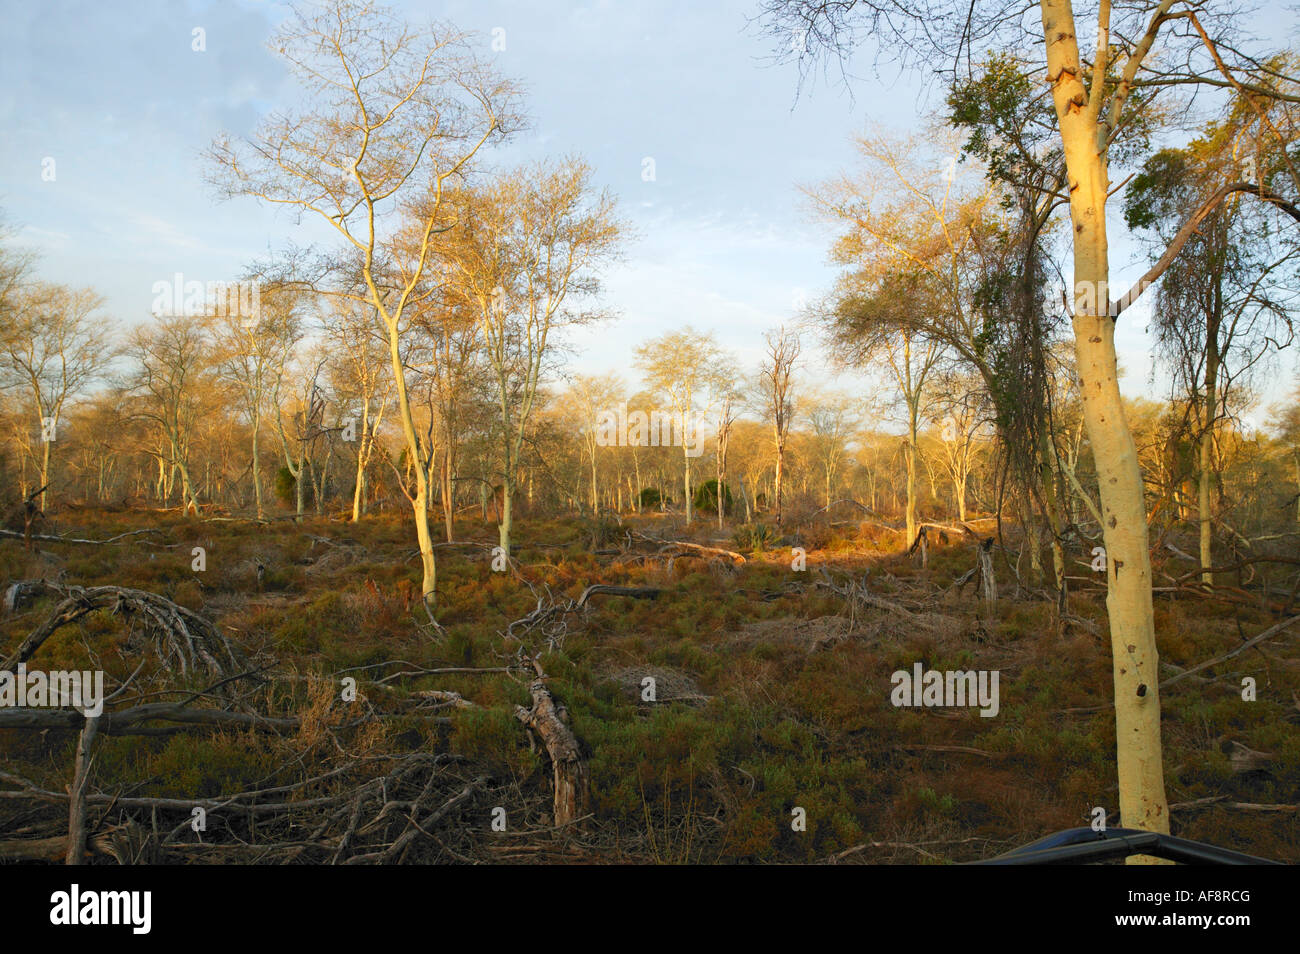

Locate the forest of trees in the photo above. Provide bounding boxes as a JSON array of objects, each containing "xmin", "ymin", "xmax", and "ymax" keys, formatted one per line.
[{"xmin": 2, "ymin": 275, "xmax": 1297, "ymax": 570}]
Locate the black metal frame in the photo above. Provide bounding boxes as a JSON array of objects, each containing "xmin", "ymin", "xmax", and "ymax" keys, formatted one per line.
[{"xmin": 967, "ymin": 827, "xmax": 1283, "ymax": 865}]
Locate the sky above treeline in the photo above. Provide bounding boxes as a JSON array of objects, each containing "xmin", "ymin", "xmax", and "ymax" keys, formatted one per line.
[{"xmin": 2, "ymin": 0, "xmax": 1297, "ymax": 427}]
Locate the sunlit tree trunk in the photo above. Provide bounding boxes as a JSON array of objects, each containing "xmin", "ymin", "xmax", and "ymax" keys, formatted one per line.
[
  {"xmin": 682, "ymin": 437, "xmax": 693, "ymax": 525},
  {"xmin": 904, "ymin": 405, "xmax": 918, "ymax": 546},
  {"xmin": 441, "ymin": 451, "xmax": 455, "ymax": 542},
  {"xmin": 1199, "ymin": 311, "xmax": 1221, "ymax": 585},
  {"xmin": 251, "ymin": 404, "xmax": 264, "ymax": 520},
  {"xmin": 350, "ymin": 400, "xmax": 369, "ymax": 522},
  {"xmin": 633, "ymin": 450, "xmax": 642, "ymax": 514},
  {"xmin": 39, "ymin": 426, "xmax": 53, "ymax": 512},
  {"xmin": 772, "ymin": 435, "xmax": 784, "ymax": 525},
  {"xmin": 386, "ymin": 327, "xmax": 437, "ymax": 608},
  {"xmin": 1042, "ymin": 0, "xmax": 1169, "ymax": 845}
]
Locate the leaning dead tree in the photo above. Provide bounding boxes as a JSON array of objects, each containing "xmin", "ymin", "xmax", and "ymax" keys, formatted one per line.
[{"xmin": 953, "ymin": 538, "xmax": 999, "ymax": 617}]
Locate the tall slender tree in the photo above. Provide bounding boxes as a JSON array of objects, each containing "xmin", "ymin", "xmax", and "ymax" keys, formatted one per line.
[{"xmin": 207, "ymin": 0, "xmax": 523, "ymax": 616}]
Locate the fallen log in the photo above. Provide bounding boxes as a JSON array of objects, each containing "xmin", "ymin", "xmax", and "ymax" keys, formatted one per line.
[
  {"xmin": 1222, "ymin": 739, "xmax": 1275, "ymax": 774},
  {"xmin": 1173, "ymin": 555, "xmax": 1300, "ymax": 584},
  {"xmin": 0, "ymin": 822, "xmax": 151, "ymax": 864}
]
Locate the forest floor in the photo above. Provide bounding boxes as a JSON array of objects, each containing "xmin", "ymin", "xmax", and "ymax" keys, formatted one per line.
[{"xmin": 1, "ymin": 505, "xmax": 1297, "ymax": 864}]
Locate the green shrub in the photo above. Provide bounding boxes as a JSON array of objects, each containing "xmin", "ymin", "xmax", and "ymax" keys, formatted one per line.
[
  {"xmin": 273, "ymin": 465, "xmax": 312, "ymax": 508},
  {"xmin": 693, "ymin": 479, "xmax": 733, "ymax": 514}
]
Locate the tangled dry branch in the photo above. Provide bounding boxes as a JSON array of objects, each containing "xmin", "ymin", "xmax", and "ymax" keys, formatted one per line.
[{"xmin": 2, "ymin": 581, "xmax": 247, "ymax": 682}]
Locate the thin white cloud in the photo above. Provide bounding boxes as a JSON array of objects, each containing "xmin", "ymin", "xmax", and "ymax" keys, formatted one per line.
[
  {"xmin": 13, "ymin": 225, "xmax": 71, "ymax": 250},
  {"xmin": 123, "ymin": 213, "xmax": 208, "ymax": 252}
]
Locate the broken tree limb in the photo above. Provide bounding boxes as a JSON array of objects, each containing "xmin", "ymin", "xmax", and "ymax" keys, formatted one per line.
[
  {"xmin": 919, "ymin": 521, "xmax": 984, "ymax": 538},
  {"xmin": 812, "ymin": 499, "xmax": 882, "ymax": 517},
  {"xmin": 631, "ymin": 531, "xmax": 746, "ymax": 564},
  {"xmin": 1221, "ymin": 739, "xmax": 1274, "ymax": 774},
  {"xmin": 65, "ymin": 713, "xmax": 100, "ymax": 865},
  {"xmin": 573, "ymin": 584, "xmax": 661, "ymax": 608},
  {"xmin": 1173, "ymin": 556, "xmax": 1300, "ymax": 585},
  {"xmin": 1, "ymin": 752, "xmax": 484, "ymax": 864},
  {"xmin": 814, "ymin": 568, "xmax": 933, "ymax": 629},
  {"xmin": 977, "ymin": 537, "xmax": 998, "ymax": 610},
  {"xmin": 514, "ymin": 660, "xmax": 588, "ymax": 827},
  {"xmin": 342, "ymin": 774, "xmax": 490, "ymax": 865},
  {"xmin": 659, "ymin": 540, "xmax": 747, "ymax": 564},
  {"xmin": 824, "ymin": 836, "xmax": 991, "ymax": 864},
  {"xmin": 3, "ymin": 580, "xmax": 47, "ymax": 615},
  {"xmin": 908, "ymin": 526, "xmax": 929, "ymax": 567},
  {"xmin": 1161, "ymin": 615, "xmax": 1300, "ymax": 689},
  {"xmin": 413, "ymin": 690, "xmax": 477, "ymax": 709},
  {"xmin": 894, "ymin": 744, "xmax": 1001, "ymax": 759},
  {"xmin": 1169, "ymin": 795, "xmax": 1297, "ymax": 814},
  {"xmin": 502, "ymin": 581, "xmax": 662, "ymax": 646},
  {"xmin": 0, "ymin": 702, "xmax": 301, "ymax": 735},
  {"xmin": 371, "ymin": 665, "xmax": 515, "ymax": 685},
  {"xmin": 0, "ymin": 528, "xmax": 163, "ymax": 545},
  {"xmin": 858, "ymin": 521, "xmax": 905, "ymax": 533}
]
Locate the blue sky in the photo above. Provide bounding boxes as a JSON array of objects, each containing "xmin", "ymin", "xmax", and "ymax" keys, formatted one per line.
[{"xmin": 2, "ymin": 0, "xmax": 1296, "ymax": 421}]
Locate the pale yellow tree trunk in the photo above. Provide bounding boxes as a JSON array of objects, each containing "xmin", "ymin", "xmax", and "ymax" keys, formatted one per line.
[
  {"xmin": 904, "ymin": 426, "xmax": 917, "ymax": 546},
  {"xmin": 499, "ymin": 478, "xmax": 514, "ymax": 553},
  {"xmin": 773, "ymin": 432, "xmax": 785, "ymax": 525},
  {"xmin": 385, "ymin": 322, "xmax": 436, "ymax": 611},
  {"xmin": 40, "ymin": 429, "xmax": 52, "ymax": 513},
  {"xmin": 414, "ymin": 482, "xmax": 437, "ymax": 604},
  {"xmin": 1198, "ymin": 416, "xmax": 1214, "ymax": 585},
  {"xmin": 251, "ymin": 406, "xmax": 264, "ymax": 520},
  {"xmin": 682, "ymin": 441, "xmax": 693, "ymax": 524},
  {"xmin": 1041, "ymin": 0, "xmax": 1169, "ymax": 847},
  {"xmin": 1199, "ymin": 330, "xmax": 1220, "ymax": 585},
  {"xmin": 441, "ymin": 452, "xmax": 455, "ymax": 542},
  {"xmin": 350, "ymin": 401, "xmax": 368, "ymax": 523}
]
